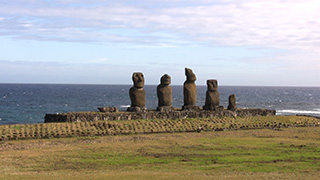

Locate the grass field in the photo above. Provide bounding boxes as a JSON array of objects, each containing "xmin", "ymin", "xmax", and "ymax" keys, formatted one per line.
[{"xmin": 1, "ymin": 117, "xmax": 320, "ymax": 179}]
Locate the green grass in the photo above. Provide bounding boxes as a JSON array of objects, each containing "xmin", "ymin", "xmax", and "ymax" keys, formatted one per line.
[
  {"xmin": 1, "ymin": 126, "xmax": 320, "ymax": 179},
  {"xmin": 0, "ymin": 116, "xmax": 320, "ymax": 179}
]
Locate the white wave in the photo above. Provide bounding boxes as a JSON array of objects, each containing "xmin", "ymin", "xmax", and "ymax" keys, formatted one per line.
[
  {"xmin": 120, "ymin": 105, "xmax": 130, "ymax": 108},
  {"xmin": 277, "ymin": 109, "xmax": 320, "ymax": 115}
]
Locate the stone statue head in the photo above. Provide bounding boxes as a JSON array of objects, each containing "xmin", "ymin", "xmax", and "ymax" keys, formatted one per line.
[
  {"xmin": 185, "ymin": 68, "xmax": 196, "ymax": 82},
  {"xmin": 207, "ymin": 79, "xmax": 218, "ymax": 91},
  {"xmin": 160, "ymin": 74, "xmax": 171, "ymax": 86},
  {"xmin": 132, "ymin": 72, "xmax": 144, "ymax": 88}
]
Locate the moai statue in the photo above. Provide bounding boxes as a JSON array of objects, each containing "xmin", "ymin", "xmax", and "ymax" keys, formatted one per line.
[
  {"xmin": 182, "ymin": 68, "xmax": 199, "ymax": 110},
  {"xmin": 227, "ymin": 94, "xmax": 237, "ymax": 111},
  {"xmin": 157, "ymin": 74, "xmax": 174, "ymax": 112},
  {"xmin": 127, "ymin": 72, "xmax": 146, "ymax": 112},
  {"xmin": 203, "ymin": 79, "xmax": 223, "ymax": 111}
]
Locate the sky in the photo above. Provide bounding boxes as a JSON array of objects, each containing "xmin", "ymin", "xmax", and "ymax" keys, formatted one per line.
[{"xmin": 0, "ymin": 0, "xmax": 320, "ymax": 86}]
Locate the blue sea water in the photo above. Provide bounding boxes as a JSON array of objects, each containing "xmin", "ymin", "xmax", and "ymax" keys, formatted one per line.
[{"xmin": 0, "ymin": 84, "xmax": 319, "ymax": 125}]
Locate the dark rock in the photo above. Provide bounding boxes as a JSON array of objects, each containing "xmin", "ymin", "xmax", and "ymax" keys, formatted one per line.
[
  {"xmin": 197, "ymin": 126, "xmax": 203, "ymax": 133},
  {"xmin": 45, "ymin": 108, "xmax": 276, "ymax": 123},
  {"xmin": 157, "ymin": 106, "xmax": 175, "ymax": 112},
  {"xmin": 227, "ymin": 94, "xmax": 237, "ymax": 111},
  {"xmin": 128, "ymin": 72, "xmax": 146, "ymax": 111},
  {"xmin": 127, "ymin": 106, "xmax": 147, "ymax": 112},
  {"xmin": 98, "ymin": 107, "xmax": 118, "ymax": 112},
  {"xmin": 182, "ymin": 105, "xmax": 200, "ymax": 111},
  {"xmin": 183, "ymin": 68, "xmax": 198, "ymax": 110},
  {"xmin": 203, "ymin": 105, "xmax": 224, "ymax": 111}
]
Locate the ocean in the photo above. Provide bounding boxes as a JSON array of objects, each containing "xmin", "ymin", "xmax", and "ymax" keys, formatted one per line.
[{"xmin": 0, "ymin": 84, "xmax": 319, "ymax": 125}]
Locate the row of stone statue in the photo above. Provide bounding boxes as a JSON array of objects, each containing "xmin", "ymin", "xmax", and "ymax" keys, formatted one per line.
[{"xmin": 127, "ymin": 68, "xmax": 237, "ymax": 112}]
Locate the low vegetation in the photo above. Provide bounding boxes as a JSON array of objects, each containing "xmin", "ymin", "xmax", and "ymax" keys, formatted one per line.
[
  {"xmin": 1, "ymin": 124, "xmax": 320, "ymax": 179},
  {"xmin": 1, "ymin": 116, "xmax": 319, "ymax": 141}
]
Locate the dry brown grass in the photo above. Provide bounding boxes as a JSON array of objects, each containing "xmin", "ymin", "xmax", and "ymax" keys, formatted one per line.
[{"xmin": 1, "ymin": 124, "xmax": 320, "ymax": 179}]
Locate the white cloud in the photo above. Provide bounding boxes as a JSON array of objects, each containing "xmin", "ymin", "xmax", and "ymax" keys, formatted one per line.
[
  {"xmin": 1, "ymin": 0, "xmax": 320, "ymax": 86},
  {"xmin": 0, "ymin": 0, "xmax": 319, "ymax": 51}
]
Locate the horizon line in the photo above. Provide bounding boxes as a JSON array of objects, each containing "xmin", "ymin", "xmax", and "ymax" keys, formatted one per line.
[{"xmin": 1, "ymin": 82, "xmax": 320, "ymax": 88}]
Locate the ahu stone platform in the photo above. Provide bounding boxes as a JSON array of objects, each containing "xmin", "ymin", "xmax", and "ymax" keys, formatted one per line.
[{"xmin": 44, "ymin": 108, "xmax": 276, "ymax": 123}]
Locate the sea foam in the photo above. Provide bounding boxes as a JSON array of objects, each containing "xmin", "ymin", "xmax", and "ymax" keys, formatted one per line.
[{"xmin": 277, "ymin": 109, "xmax": 320, "ymax": 115}]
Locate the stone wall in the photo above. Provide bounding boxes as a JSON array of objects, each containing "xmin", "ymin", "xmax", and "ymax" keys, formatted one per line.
[{"xmin": 44, "ymin": 108, "xmax": 276, "ymax": 123}]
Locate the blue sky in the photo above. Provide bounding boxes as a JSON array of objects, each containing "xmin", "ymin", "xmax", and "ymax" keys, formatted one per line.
[{"xmin": 0, "ymin": 0, "xmax": 320, "ymax": 86}]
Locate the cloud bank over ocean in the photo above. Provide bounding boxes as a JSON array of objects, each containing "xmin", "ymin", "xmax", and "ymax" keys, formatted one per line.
[{"xmin": 0, "ymin": 0, "xmax": 320, "ymax": 86}]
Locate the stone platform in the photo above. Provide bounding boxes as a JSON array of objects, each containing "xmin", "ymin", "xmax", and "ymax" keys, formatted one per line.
[{"xmin": 44, "ymin": 108, "xmax": 276, "ymax": 123}]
